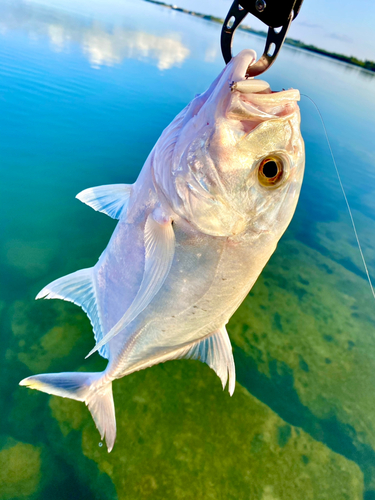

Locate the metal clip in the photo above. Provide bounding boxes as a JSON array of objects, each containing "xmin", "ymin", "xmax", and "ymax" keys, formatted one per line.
[{"xmin": 221, "ymin": 0, "xmax": 303, "ymax": 77}]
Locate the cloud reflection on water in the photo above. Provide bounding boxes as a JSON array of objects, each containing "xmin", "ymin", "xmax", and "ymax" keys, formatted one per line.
[
  {"xmin": 0, "ymin": 0, "xmax": 190, "ymax": 70},
  {"xmin": 80, "ymin": 27, "xmax": 190, "ymax": 70}
]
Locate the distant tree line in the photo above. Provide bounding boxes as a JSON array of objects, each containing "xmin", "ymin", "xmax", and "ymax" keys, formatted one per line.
[
  {"xmin": 284, "ymin": 38, "xmax": 375, "ymax": 72},
  {"xmin": 144, "ymin": 0, "xmax": 375, "ymax": 73}
]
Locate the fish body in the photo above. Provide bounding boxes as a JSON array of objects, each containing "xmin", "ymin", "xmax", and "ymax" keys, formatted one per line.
[{"xmin": 20, "ymin": 50, "xmax": 305, "ymax": 451}]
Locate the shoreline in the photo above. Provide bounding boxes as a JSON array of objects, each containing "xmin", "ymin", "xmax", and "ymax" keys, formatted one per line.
[{"xmin": 144, "ymin": 0, "xmax": 375, "ymax": 73}]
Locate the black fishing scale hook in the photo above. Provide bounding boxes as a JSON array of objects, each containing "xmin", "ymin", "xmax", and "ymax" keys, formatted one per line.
[{"xmin": 221, "ymin": 0, "xmax": 304, "ymax": 76}]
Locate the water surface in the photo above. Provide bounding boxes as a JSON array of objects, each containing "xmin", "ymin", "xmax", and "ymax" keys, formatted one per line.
[{"xmin": 1, "ymin": 1, "xmax": 375, "ymax": 499}]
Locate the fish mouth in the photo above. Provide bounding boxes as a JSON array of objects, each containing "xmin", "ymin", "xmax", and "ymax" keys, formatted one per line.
[{"xmin": 226, "ymin": 50, "xmax": 300, "ymax": 122}]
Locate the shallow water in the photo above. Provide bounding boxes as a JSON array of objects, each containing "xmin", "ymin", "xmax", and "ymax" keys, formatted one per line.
[{"xmin": 1, "ymin": 0, "xmax": 375, "ymax": 499}]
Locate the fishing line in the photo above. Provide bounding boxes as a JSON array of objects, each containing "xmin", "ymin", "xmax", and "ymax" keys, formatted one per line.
[{"xmin": 301, "ymin": 93, "xmax": 375, "ymax": 300}]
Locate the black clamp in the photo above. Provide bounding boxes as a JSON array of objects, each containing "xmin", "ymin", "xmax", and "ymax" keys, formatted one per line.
[{"xmin": 221, "ymin": 0, "xmax": 304, "ymax": 77}]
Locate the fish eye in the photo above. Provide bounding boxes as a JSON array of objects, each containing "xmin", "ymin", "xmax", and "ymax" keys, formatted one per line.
[{"xmin": 258, "ymin": 156, "xmax": 284, "ymax": 187}]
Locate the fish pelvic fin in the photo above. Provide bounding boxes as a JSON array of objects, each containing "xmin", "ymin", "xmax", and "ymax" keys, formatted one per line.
[
  {"xmin": 36, "ymin": 268, "xmax": 108, "ymax": 359},
  {"xmin": 19, "ymin": 372, "xmax": 116, "ymax": 452},
  {"xmin": 178, "ymin": 326, "xmax": 236, "ymax": 395},
  {"xmin": 76, "ymin": 184, "xmax": 132, "ymax": 220}
]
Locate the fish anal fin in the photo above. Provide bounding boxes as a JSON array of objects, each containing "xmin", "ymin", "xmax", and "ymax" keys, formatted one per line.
[
  {"xmin": 36, "ymin": 268, "xmax": 108, "ymax": 359},
  {"xmin": 178, "ymin": 326, "xmax": 236, "ymax": 395},
  {"xmin": 76, "ymin": 184, "xmax": 132, "ymax": 220}
]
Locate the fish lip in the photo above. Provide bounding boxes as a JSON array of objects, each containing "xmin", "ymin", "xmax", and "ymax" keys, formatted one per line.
[
  {"xmin": 227, "ymin": 51, "xmax": 300, "ymax": 102},
  {"xmin": 239, "ymin": 89, "xmax": 300, "ymax": 115},
  {"xmin": 231, "ymin": 79, "xmax": 300, "ymax": 102},
  {"xmin": 227, "ymin": 62, "xmax": 301, "ymax": 120},
  {"xmin": 227, "ymin": 49, "xmax": 258, "ymax": 84},
  {"xmin": 226, "ymin": 88, "xmax": 300, "ymax": 123}
]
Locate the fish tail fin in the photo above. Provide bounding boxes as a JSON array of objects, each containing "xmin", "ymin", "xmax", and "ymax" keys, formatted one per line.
[
  {"xmin": 20, "ymin": 372, "xmax": 116, "ymax": 452},
  {"xmin": 86, "ymin": 381, "xmax": 116, "ymax": 453}
]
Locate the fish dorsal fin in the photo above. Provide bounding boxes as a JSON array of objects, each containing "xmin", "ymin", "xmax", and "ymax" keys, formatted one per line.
[
  {"xmin": 36, "ymin": 268, "xmax": 109, "ymax": 359},
  {"xmin": 76, "ymin": 184, "xmax": 132, "ymax": 220},
  {"xmin": 86, "ymin": 209, "xmax": 175, "ymax": 358},
  {"xmin": 177, "ymin": 326, "xmax": 236, "ymax": 395}
]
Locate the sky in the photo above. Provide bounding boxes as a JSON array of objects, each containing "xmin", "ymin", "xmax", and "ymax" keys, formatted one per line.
[
  {"xmin": 174, "ymin": 0, "xmax": 375, "ymax": 61},
  {"xmin": 24, "ymin": 0, "xmax": 375, "ymax": 61}
]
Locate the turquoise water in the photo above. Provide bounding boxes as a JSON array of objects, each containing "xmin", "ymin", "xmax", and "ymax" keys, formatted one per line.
[{"xmin": 1, "ymin": 0, "xmax": 375, "ymax": 499}]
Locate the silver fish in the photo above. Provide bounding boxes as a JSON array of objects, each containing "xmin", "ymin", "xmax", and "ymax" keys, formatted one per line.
[{"xmin": 20, "ymin": 50, "xmax": 305, "ymax": 451}]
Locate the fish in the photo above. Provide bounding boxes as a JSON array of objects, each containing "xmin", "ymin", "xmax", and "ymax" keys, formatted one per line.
[{"xmin": 19, "ymin": 49, "xmax": 305, "ymax": 452}]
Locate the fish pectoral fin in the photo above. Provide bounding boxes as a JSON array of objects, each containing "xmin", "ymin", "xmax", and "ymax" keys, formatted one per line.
[
  {"xmin": 36, "ymin": 268, "xmax": 109, "ymax": 359},
  {"xmin": 76, "ymin": 184, "xmax": 132, "ymax": 220},
  {"xmin": 86, "ymin": 209, "xmax": 175, "ymax": 358},
  {"xmin": 177, "ymin": 326, "xmax": 236, "ymax": 395}
]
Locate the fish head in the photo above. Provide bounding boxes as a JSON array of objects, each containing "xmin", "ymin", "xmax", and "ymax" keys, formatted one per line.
[{"xmin": 153, "ymin": 49, "xmax": 305, "ymax": 239}]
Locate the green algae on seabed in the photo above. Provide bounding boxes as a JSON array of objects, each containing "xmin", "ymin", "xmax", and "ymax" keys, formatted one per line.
[
  {"xmin": 8, "ymin": 299, "xmax": 101, "ymax": 374},
  {"xmin": 0, "ymin": 440, "xmax": 41, "ymax": 499},
  {"xmin": 49, "ymin": 361, "xmax": 363, "ymax": 500},
  {"xmin": 228, "ymin": 237, "xmax": 375, "ymax": 492},
  {"xmin": 314, "ymin": 213, "xmax": 375, "ymax": 280},
  {"xmin": 5, "ymin": 237, "xmax": 373, "ymax": 499}
]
